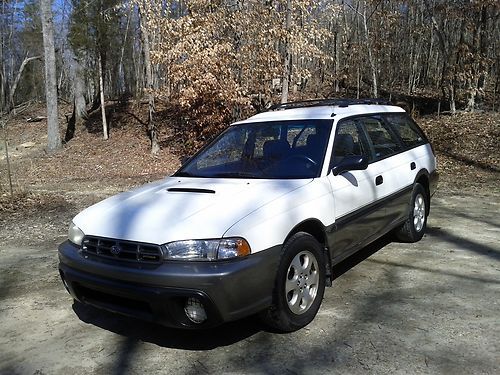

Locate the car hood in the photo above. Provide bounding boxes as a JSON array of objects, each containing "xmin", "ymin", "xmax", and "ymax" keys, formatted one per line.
[{"xmin": 73, "ymin": 177, "xmax": 312, "ymax": 244}]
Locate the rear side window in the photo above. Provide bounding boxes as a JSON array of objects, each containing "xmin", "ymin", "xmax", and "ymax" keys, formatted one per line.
[
  {"xmin": 359, "ymin": 117, "xmax": 403, "ymax": 160},
  {"xmin": 385, "ymin": 114, "xmax": 426, "ymax": 148}
]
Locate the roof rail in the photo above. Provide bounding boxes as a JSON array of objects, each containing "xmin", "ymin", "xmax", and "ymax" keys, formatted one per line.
[{"xmin": 267, "ymin": 98, "xmax": 391, "ymax": 111}]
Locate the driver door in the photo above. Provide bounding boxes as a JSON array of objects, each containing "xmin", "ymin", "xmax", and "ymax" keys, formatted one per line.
[{"xmin": 326, "ymin": 119, "xmax": 381, "ymax": 260}]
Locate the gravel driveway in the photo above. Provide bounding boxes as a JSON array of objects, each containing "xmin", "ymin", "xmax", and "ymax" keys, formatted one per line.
[{"xmin": 0, "ymin": 190, "xmax": 498, "ymax": 374}]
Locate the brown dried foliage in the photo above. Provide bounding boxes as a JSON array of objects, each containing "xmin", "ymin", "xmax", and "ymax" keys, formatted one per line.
[
  {"xmin": 419, "ymin": 112, "xmax": 500, "ymax": 192},
  {"xmin": 143, "ymin": 0, "xmax": 329, "ymax": 152}
]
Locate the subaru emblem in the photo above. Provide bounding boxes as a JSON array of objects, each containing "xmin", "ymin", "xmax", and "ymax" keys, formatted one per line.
[{"xmin": 110, "ymin": 245, "xmax": 121, "ymax": 256}]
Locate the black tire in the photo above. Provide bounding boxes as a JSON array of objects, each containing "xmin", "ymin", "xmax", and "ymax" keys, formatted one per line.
[
  {"xmin": 260, "ymin": 232, "xmax": 326, "ymax": 332},
  {"xmin": 395, "ymin": 183, "xmax": 428, "ymax": 243}
]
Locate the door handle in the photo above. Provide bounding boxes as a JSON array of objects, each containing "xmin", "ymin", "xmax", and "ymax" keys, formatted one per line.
[
  {"xmin": 410, "ymin": 162, "xmax": 416, "ymax": 170},
  {"xmin": 375, "ymin": 175, "xmax": 383, "ymax": 186}
]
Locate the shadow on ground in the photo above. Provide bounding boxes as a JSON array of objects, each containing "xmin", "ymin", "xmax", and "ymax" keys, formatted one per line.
[
  {"xmin": 72, "ymin": 234, "xmax": 393, "ymax": 351},
  {"xmin": 73, "ymin": 301, "xmax": 263, "ymax": 350},
  {"xmin": 427, "ymin": 227, "xmax": 500, "ymax": 261}
]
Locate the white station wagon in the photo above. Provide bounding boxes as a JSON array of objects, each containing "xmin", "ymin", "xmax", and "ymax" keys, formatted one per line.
[{"xmin": 59, "ymin": 99, "xmax": 438, "ymax": 332}]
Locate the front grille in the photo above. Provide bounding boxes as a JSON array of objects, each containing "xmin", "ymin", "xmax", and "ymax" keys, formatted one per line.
[{"xmin": 82, "ymin": 236, "xmax": 163, "ymax": 264}]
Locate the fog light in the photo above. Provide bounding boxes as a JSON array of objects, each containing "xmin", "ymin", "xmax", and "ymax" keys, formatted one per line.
[{"xmin": 184, "ymin": 297, "xmax": 207, "ymax": 324}]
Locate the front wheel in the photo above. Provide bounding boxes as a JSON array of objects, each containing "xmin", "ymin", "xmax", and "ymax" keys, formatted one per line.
[
  {"xmin": 260, "ymin": 232, "xmax": 326, "ymax": 332},
  {"xmin": 395, "ymin": 183, "xmax": 428, "ymax": 242}
]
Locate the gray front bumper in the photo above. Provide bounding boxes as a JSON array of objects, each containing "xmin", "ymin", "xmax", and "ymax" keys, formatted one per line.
[{"xmin": 58, "ymin": 241, "xmax": 281, "ymax": 328}]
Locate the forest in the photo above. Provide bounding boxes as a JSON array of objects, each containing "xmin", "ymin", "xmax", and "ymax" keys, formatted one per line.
[{"xmin": 1, "ymin": 0, "xmax": 499, "ymax": 154}]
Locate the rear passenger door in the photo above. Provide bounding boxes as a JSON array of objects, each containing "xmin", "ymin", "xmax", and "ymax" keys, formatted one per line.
[{"xmin": 358, "ymin": 116, "xmax": 412, "ymax": 229}]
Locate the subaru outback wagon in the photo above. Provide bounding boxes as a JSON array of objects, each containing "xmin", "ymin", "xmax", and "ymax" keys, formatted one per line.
[{"xmin": 58, "ymin": 99, "xmax": 438, "ymax": 332}]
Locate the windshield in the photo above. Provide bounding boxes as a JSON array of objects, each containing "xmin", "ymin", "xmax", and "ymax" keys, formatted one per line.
[{"xmin": 175, "ymin": 120, "xmax": 333, "ymax": 179}]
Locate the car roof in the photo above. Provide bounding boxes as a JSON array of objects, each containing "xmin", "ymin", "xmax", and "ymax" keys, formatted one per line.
[{"xmin": 232, "ymin": 104, "xmax": 406, "ymax": 125}]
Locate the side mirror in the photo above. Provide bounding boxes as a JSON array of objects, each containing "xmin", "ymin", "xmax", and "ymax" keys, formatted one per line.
[{"xmin": 331, "ymin": 155, "xmax": 368, "ymax": 176}]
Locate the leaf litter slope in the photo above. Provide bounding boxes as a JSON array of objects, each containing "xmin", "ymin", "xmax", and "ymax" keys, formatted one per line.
[{"xmin": 1, "ymin": 104, "xmax": 499, "ymax": 213}]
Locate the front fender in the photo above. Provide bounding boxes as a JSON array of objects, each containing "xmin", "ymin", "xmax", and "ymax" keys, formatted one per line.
[{"xmin": 223, "ymin": 178, "xmax": 335, "ymax": 253}]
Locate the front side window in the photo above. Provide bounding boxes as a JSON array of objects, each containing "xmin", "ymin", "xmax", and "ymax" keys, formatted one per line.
[
  {"xmin": 175, "ymin": 120, "xmax": 333, "ymax": 179},
  {"xmin": 330, "ymin": 120, "xmax": 368, "ymax": 168}
]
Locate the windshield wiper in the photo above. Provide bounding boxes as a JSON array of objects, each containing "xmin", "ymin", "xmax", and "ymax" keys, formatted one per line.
[
  {"xmin": 173, "ymin": 171, "xmax": 198, "ymax": 177},
  {"xmin": 212, "ymin": 172, "xmax": 259, "ymax": 178}
]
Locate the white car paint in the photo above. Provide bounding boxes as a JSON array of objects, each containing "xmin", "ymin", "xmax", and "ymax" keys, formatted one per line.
[
  {"xmin": 234, "ymin": 104, "xmax": 405, "ymax": 124},
  {"xmin": 223, "ymin": 177, "xmax": 335, "ymax": 252},
  {"xmin": 73, "ymin": 177, "xmax": 314, "ymax": 248}
]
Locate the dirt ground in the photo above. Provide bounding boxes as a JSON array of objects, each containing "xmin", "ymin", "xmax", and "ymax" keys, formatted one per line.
[{"xmin": 0, "ymin": 187, "xmax": 499, "ymax": 375}]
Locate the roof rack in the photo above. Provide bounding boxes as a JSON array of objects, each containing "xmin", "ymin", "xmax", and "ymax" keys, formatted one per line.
[{"xmin": 267, "ymin": 98, "xmax": 391, "ymax": 111}]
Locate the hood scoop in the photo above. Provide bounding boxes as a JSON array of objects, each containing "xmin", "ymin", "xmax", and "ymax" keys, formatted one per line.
[{"xmin": 167, "ymin": 187, "xmax": 216, "ymax": 194}]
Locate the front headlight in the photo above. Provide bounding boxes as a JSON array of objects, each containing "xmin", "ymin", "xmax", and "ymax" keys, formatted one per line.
[
  {"xmin": 68, "ymin": 222, "xmax": 85, "ymax": 246},
  {"xmin": 164, "ymin": 238, "xmax": 251, "ymax": 261}
]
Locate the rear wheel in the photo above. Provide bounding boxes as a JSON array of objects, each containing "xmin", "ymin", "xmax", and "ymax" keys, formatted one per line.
[
  {"xmin": 260, "ymin": 232, "xmax": 326, "ymax": 332},
  {"xmin": 395, "ymin": 183, "xmax": 428, "ymax": 242}
]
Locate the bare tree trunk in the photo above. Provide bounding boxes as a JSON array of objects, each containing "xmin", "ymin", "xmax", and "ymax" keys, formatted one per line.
[
  {"xmin": 1, "ymin": 118, "xmax": 14, "ymax": 197},
  {"xmin": 65, "ymin": 56, "xmax": 87, "ymax": 142},
  {"xmin": 139, "ymin": 5, "xmax": 159, "ymax": 155},
  {"xmin": 281, "ymin": 0, "xmax": 292, "ymax": 104},
  {"xmin": 465, "ymin": 77, "xmax": 478, "ymax": 112},
  {"xmin": 466, "ymin": 5, "xmax": 489, "ymax": 112},
  {"xmin": 40, "ymin": 0, "xmax": 61, "ymax": 152},
  {"xmin": 0, "ymin": 0, "xmax": 5, "ymax": 112},
  {"xmin": 449, "ymin": 80, "xmax": 456, "ymax": 114},
  {"xmin": 98, "ymin": 54, "xmax": 108, "ymax": 140},
  {"xmin": 9, "ymin": 54, "xmax": 42, "ymax": 111},
  {"xmin": 334, "ymin": 30, "xmax": 339, "ymax": 93},
  {"xmin": 132, "ymin": 37, "xmax": 142, "ymax": 98},
  {"xmin": 357, "ymin": 65, "xmax": 360, "ymax": 99},
  {"xmin": 118, "ymin": 8, "xmax": 132, "ymax": 95},
  {"xmin": 407, "ymin": 47, "xmax": 414, "ymax": 95},
  {"xmin": 362, "ymin": 1, "xmax": 377, "ymax": 98},
  {"xmin": 74, "ymin": 58, "xmax": 87, "ymax": 125},
  {"xmin": 0, "ymin": 71, "xmax": 5, "ymax": 113},
  {"xmin": 408, "ymin": 38, "xmax": 422, "ymax": 95},
  {"xmin": 424, "ymin": 28, "xmax": 434, "ymax": 85},
  {"xmin": 8, "ymin": 0, "xmax": 17, "ymax": 102}
]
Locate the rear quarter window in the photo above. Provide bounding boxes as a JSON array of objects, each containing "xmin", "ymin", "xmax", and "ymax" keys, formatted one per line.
[{"xmin": 385, "ymin": 114, "xmax": 426, "ymax": 148}]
